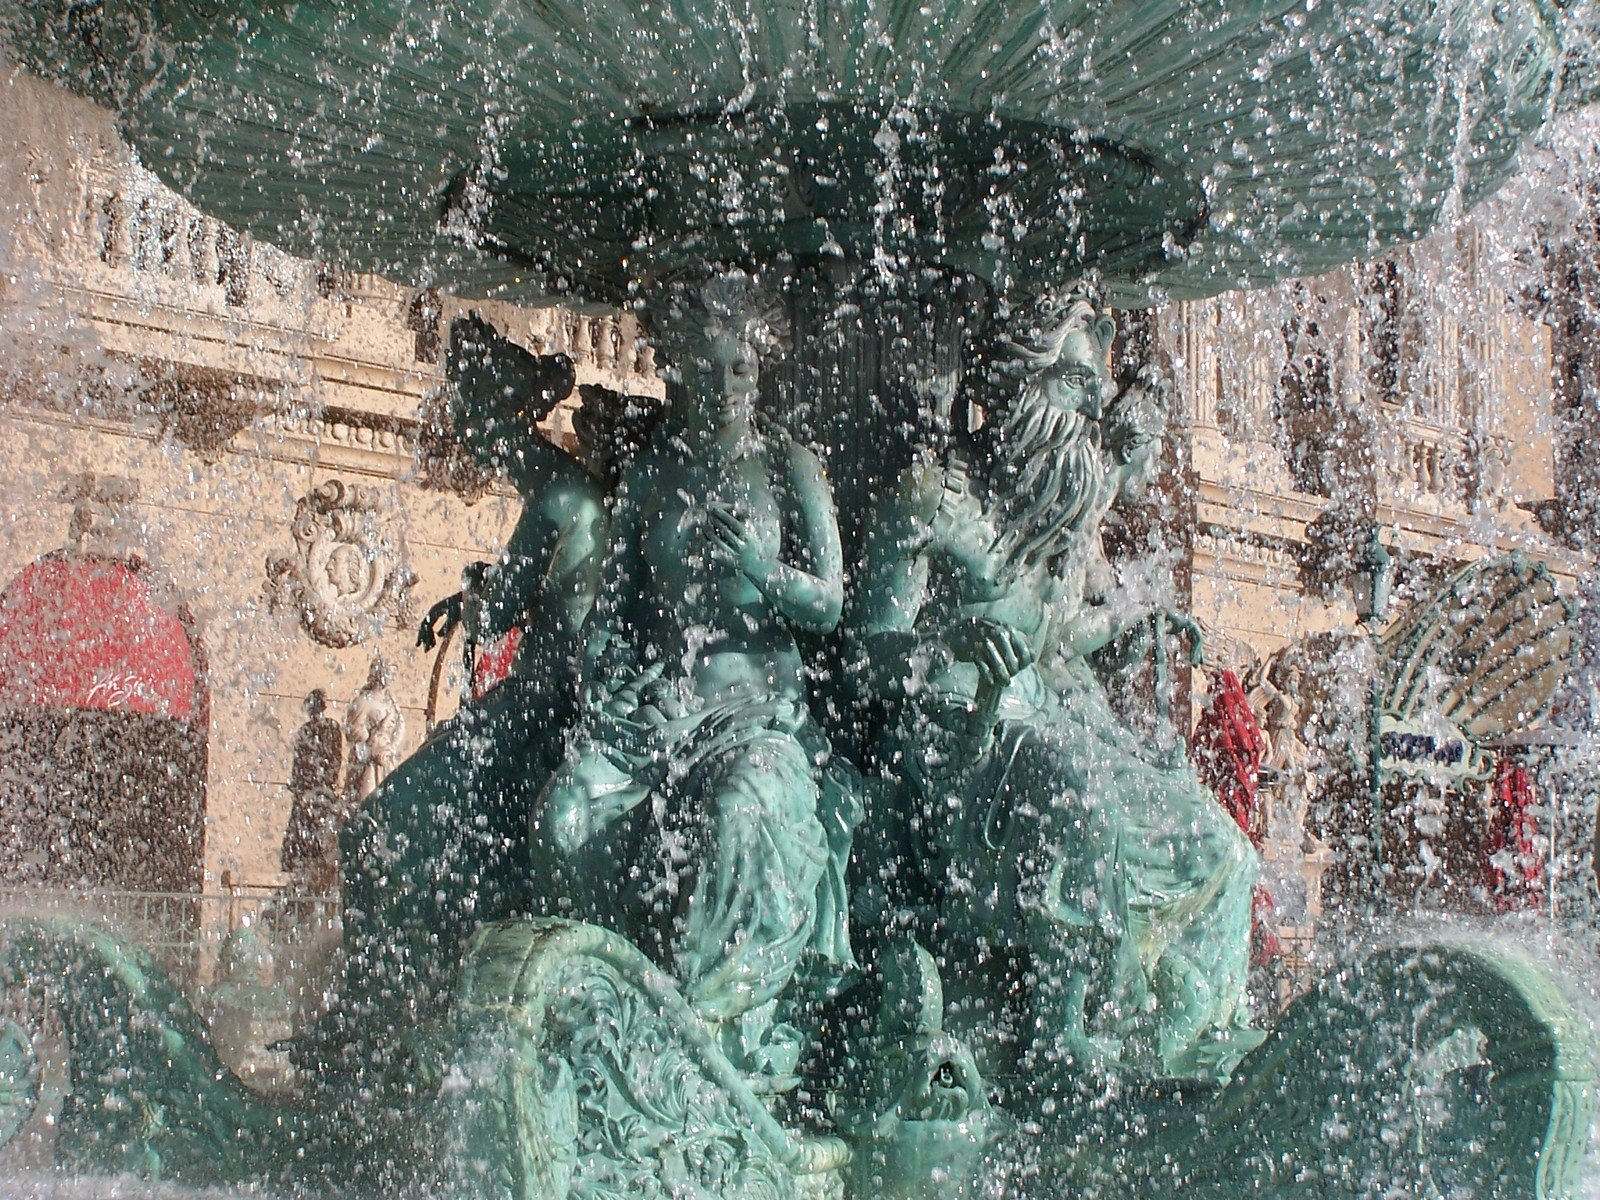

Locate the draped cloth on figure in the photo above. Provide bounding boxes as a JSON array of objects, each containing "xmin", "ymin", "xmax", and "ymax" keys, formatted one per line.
[
  {"xmin": 538, "ymin": 687, "xmax": 855, "ymax": 1023},
  {"xmin": 1192, "ymin": 667, "xmax": 1279, "ymax": 965},
  {"xmin": 1484, "ymin": 756, "xmax": 1544, "ymax": 913},
  {"xmin": 1192, "ymin": 668, "xmax": 1266, "ymax": 840},
  {"xmin": 906, "ymin": 653, "xmax": 1260, "ymax": 1080}
]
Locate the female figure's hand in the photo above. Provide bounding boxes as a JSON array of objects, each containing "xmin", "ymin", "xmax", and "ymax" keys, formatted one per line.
[
  {"xmin": 705, "ymin": 502, "xmax": 776, "ymax": 587},
  {"xmin": 584, "ymin": 660, "xmax": 665, "ymax": 719},
  {"xmin": 947, "ymin": 617, "xmax": 1036, "ymax": 691},
  {"xmin": 1161, "ymin": 610, "xmax": 1206, "ymax": 667}
]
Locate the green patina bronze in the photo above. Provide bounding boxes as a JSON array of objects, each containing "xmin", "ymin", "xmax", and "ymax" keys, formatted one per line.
[
  {"xmin": 0, "ymin": 909, "xmax": 1592, "ymax": 1197},
  {"xmin": 0, "ymin": 1, "xmax": 1598, "ymax": 1197},
  {"xmin": 3, "ymin": 0, "xmax": 1591, "ymax": 305},
  {"xmin": 333, "ymin": 319, "xmax": 601, "ymax": 1071},
  {"xmin": 0, "ymin": 286, "xmax": 1592, "ymax": 1200},
  {"xmin": 851, "ymin": 294, "xmax": 1261, "ymax": 1092},
  {"xmin": 531, "ymin": 273, "xmax": 860, "ymax": 1082}
]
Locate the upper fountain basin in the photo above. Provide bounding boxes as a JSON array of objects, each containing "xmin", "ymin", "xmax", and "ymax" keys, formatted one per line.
[{"xmin": 3, "ymin": 0, "xmax": 1594, "ymax": 306}]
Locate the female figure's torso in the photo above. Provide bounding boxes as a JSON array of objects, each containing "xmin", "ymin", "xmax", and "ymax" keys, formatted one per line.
[{"xmin": 637, "ymin": 435, "xmax": 805, "ymax": 703}]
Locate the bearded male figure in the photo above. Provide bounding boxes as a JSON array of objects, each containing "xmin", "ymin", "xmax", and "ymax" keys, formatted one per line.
[{"xmin": 855, "ymin": 293, "xmax": 1260, "ymax": 1091}]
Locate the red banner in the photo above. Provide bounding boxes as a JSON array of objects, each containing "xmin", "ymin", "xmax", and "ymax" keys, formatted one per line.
[{"xmin": 0, "ymin": 553, "xmax": 199, "ymax": 722}]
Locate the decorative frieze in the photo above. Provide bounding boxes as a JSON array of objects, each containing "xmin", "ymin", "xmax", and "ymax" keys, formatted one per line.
[
  {"xmin": 269, "ymin": 409, "xmax": 414, "ymax": 458},
  {"xmin": 1194, "ymin": 527, "xmax": 1300, "ymax": 574}
]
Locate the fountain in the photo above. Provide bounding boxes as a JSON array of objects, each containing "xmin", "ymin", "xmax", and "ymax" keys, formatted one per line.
[{"xmin": 0, "ymin": 1, "xmax": 1596, "ymax": 1196}]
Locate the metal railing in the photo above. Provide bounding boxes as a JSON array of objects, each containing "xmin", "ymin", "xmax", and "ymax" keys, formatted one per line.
[{"xmin": 0, "ymin": 884, "xmax": 340, "ymax": 987}]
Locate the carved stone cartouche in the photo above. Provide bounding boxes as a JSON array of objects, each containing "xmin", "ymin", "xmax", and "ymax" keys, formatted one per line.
[{"xmin": 264, "ymin": 478, "xmax": 415, "ymax": 649}]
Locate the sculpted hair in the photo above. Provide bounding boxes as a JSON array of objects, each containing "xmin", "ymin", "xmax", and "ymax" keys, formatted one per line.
[
  {"xmin": 1103, "ymin": 391, "xmax": 1166, "ymax": 465},
  {"xmin": 650, "ymin": 268, "xmax": 790, "ymax": 367},
  {"xmin": 996, "ymin": 289, "xmax": 1115, "ymax": 379},
  {"xmin": 978, "ymin": 288, "xmax": 1118, "ymax": 579},
  {"xmin": 574, "ymin": 384, "xmax": 663, "ymax": 485}
]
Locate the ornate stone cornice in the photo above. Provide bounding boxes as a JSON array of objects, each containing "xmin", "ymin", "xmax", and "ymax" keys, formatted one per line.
[{"xmin": 267, "ymin": 406, "xmax": 416, "ymax": 459}]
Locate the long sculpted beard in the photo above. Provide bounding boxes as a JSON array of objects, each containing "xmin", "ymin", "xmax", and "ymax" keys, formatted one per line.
[{"xmin": 986, "ymin": 390, "xmax": 1105, "ymax": 580}]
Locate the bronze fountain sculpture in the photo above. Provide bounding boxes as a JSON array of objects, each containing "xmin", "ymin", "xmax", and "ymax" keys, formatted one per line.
[{"xmin": 0, "ymin": 1, "xmax": 1596, "ymax": 1196}]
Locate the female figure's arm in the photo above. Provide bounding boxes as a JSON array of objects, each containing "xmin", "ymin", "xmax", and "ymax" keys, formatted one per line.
[
  {"xmin": 541, "ymin": 487, "xmax": 609, "ymax": 635},
  {"xmin": 578, "ymin": 463, "xmax": 648, "ymax": 690},
  {"xmin": 850, "ymin": 462, "xmax": 944, "ymax": 704},
  {"xmin": 706, "ymin": 439, "xmax": 844, "ymax": 635}
]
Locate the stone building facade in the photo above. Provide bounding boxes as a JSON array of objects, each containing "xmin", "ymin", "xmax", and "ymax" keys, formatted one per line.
[{"xmin": 1157, "ymin": 227, "xmax": 1594, "ymax": 938}]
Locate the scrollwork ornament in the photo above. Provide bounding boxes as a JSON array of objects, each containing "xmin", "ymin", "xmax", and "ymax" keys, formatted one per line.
[
  {"xmin": 449, "ymin": 921, "xmax": 803, "ymax": 1200},
  {"xmin": 264, "ymin": 479, "xmax": 417, "ymax": 649},
  {"xmin": 551, "ymin": 961, "xmax": 790, "ymax": 1200},
  {"xmin": 0, "ymin": 1019, "xmax": 39, "ymax": 1147}
]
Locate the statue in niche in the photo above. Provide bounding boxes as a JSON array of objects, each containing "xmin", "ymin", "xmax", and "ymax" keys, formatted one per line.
[
  {"xmin": 534, "ymin": 271, "xmax": 859, "ymax": 1086},
  {"xmin": 1192, "ymin": 666, "xmax": 1268, "ymax": 844},
  {"xmin": 334, "ymin": 319, "xmax": 654, "ymax": 1044},
  {"xmin": 855, "ymin": 291, "xmax": 1261, "ymax": 1088},
  {"xmin": 1247, "ymin": 648, "xmax": 1317, "ymax": 825},
  {"xmin": 280, "ymin": 688, "xmax": 345, "ymax": 894},
  {"xmin": 344, "ymin": 656, "xmax": 405, "ymax": 801},
  {"xmin": 1192, "ymin": 667, "xmax": 1282, "ymax": 967},
  {"xmin": 1245, "ymin": 645, "xmax": 1332, "ymax": 930}
]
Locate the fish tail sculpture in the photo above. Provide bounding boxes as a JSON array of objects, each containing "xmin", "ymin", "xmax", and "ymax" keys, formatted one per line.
[
  {"xmin": 1122, "ymin": 937, "xmax": 1598, "ymax": 1200},
  {"xmin": 0, "ymin": 915, "xmax": 324, "ymax": 1186}
]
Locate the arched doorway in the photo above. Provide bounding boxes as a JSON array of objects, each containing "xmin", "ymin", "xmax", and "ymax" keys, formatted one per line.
[{"xmin": 0, "ymin": 551, "xmax": 207, "ymax": 894}]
